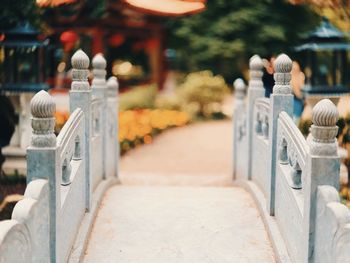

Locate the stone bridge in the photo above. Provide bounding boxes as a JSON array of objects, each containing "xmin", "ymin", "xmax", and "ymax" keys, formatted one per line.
[{"xmin": 0, "ymin": 51, "xmax": 349, "ymax": 263}]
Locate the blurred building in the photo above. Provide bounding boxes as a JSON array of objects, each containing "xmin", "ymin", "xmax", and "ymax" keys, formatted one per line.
[{"xmin": 40, "ymin": 0, "xmax": 206, "ymax": 90}]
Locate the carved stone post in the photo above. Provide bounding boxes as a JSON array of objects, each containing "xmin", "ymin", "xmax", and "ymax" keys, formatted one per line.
[
  {"xmin": 27, "ymin": 90, "xmax": 57, "ymax": 261},
  {"xmin": 302, "ymin": 99, "xmax": 340, "ymax": 262},
  {"xmin": 91, "ymin": 53, "xmax": 108, "ymax": 179},
  {"xmin": 266, "ymin": 54, "xmax": 294, "ymax": 216},
  {"xmin": 69, "ymin": 49, "xmax": 92, "ymax": 211},
  {"xmin": 233, "ymin": 78, "xmax": 246, "ymax": 179},
  {"xmin": 107, "ymin": 76, "xmax": 119, "ymax": 178},
  {"xmin": 247, "ymin": 55, "xmax": 264, "ymax": 180}
]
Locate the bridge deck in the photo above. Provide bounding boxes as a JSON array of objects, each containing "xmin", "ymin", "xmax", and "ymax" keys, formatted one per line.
[{"xmin": 83, "ymin": 121, "xmax": 276, "ymax": 262}]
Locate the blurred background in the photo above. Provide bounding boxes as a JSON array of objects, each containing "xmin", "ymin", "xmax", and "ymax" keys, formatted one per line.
[{"xmin": 2, "ymin": 0, "xmax": 350, "ymax": 218}]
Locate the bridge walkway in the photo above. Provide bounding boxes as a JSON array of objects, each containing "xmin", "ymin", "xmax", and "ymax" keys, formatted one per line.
[{"xmin": 83, "ymin": 121, "xmax": 276, "ymax": 262}]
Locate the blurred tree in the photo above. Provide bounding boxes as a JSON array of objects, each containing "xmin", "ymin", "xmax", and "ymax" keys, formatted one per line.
[
  {"xmin": 290, "ymin": 0, "xmax": 350, "ymax": 31},
  {"xmin": 167, "ymin": 0, "xmax": 319, "ymax": 82},
  {"xmin": 0, "ymin": 0, "xmax": 42, "ymax": 30},
  {"xmin": 0, "ymin": 0, "xmax": 107, "ymax": 31}
]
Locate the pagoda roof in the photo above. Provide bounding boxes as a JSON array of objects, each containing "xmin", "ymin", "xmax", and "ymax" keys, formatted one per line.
[{"xmin": 122, "ymin": 0, "xmax": 206, "ymax": 16}]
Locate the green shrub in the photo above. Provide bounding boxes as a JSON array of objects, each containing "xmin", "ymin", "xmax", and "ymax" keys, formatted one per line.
[
  {"xmin": 155, "ymin": 95, "xmax": 181, "ymax": 111},
  {"xmin": 298, "ymin": 118, "xmax": 312, "ymax": 137},
  {"xmin": 176, "ymin": 71, "xmax": 229, "ymax": 118},
  {"xmin": 119, "ymin": 84, "xmax": 157, "ymax": 110}
]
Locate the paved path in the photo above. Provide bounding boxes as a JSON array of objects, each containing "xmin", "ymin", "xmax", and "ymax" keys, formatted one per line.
[
  {"xmin": 119, "ymin": 121, "xmax": 233, "ymax": 186},
  {"xmin": 84, "ymin": 121, "xmax": 276, "ymax": 262}
]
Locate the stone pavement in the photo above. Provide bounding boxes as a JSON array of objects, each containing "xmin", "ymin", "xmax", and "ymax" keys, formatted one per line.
[
  {"xmin": 83, "ymin": 120, "xmax": 276, "ymax": 262},
  {"xmin": 119, "ymin": 121, "xmax": 233, "ymax": 186}
]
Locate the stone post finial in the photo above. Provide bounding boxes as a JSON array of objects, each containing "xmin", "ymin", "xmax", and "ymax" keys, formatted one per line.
[
  {"xmin": 71, "ymin": 49, "xmax": 90, "ymax": 91},
  {"xmin": 234, "ymin": 78, "xmax": 246, "ymax": 101},
  {"xmin": 310, "ymin": 99, "xmax": 339, "ymax": 155},
  {"xmin": 92, "ymin": 53, "xmax": 107, "ymax": 69},
  {"xmin": 249, "ymin": 55, "xmax": 264, "ymax": 89},
  {"xmin": 107, "ymin": 76, "xmax": 119, "ymax": 97},
  {"xmin": 92, "ymin": 53, "xmax": 107, "ymax": 89},
  {"xmin": 273, "ymin": 53, "xmax": 292, "ymax": 94},
  {"xmin": 30, "ymin": 90, "xmax": 56, "ymax": 147}
]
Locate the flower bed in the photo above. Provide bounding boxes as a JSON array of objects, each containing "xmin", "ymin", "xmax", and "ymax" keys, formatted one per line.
[
  {"xmin": 119, "ymin": 109, "xmax": 190, "ymax": 154},
  {"xmin": 54, "ymin": 111, "xmax": 70, "ymax": 134},
  {"xmin": 54, "ymin": 109, "xmax": 190, "ymax": 155}
]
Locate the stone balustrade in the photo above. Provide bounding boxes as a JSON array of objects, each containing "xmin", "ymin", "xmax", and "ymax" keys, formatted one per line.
[
  {"xmin": 233, "ymin": 53, "xmax": 350, "ymax": 263},
  {"xmin": 0, "ymin": 49, "xmax": 348, "ymax": 263},
  {"xmin": 0, "ymin": 50, "xmax": 119, "ymax": 262}
]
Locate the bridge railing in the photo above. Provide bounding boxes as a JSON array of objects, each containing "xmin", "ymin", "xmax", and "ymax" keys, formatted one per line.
[
  {"xmin": 252, "ymin": 97, "xmax": 270, "ymax": 195},
  {"xmin": 233, "ymin": 53, "xmax": 350, "ymax": 263},
  {"xmin": 0, "ymin": 49, "xmax": 119, "ymax": 262}
]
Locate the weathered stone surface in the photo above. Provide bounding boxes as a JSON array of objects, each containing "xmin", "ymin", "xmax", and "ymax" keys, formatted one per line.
[
  {"xmin": 0, "ymin": 49, "xmax": 119, "ymax": 263},
  {"xmin": 30, "ymin": 90, "xmax": 56, "ymax": 148},
  {"xmin": 233, "ymin": 53, "xmax": 349, "ymax": 263},
  {"xmin": 84, "ymin": 186, "xmax": 276, "ymax": 263},
  {"xmin": 273, "ymin": 54, "xmax": 292, "ymax": 95},
  {"xmin": 107, "ymin": 76, "xmax": 119, "ymax": 97},
  {"xmin": 71, "ymin": 49, "xmax": 90, "ymax": 91},
  {"xmin": 314, "ymin": 186, "xmax": 350, "ymax": 263},
  {"xmin": 247, "ymin": 55, "xmax": 265, "ymax": 181},
  {"xmin": 0, "ymin": 179, "xmax": 49, "ymax": 263}
]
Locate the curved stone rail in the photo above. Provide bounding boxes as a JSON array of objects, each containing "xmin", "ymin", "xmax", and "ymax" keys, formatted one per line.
[
  {"xmin": 0, "ymin": 50, "xmax": 119, "ymax": 263},
  {"xmin": 255, "ymin": 97, "xmax": 270, "ymax": 139},
  {"xmin": 0, "ymin": 179, "xmax": 49, "ymax": 262},
  {"xmin": 278, "ymin": 112, "xmax": 308, "ymax": 170},
  {"xmin": 233, "ymin": 53, "xmax": 350, "ymax": 263}
]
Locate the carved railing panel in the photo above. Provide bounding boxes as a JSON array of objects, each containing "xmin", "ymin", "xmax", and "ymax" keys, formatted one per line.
[
  {"xmin": 56, "ymin": 108, "xmax": 86, "ymax": 262},
  {"xmin": 0, "ymin": 179, "xmax": 50, "ymax": 262},
  {"xmin": 233, "ymin": 78, "xmax": 248, "ymax": 180},
  {"xmin": 251, "ymin": 98, "xmax": 270, "ymax": 195},
  {"xmin": 233, "ymin": 54, "xmax": 350, "ymax": 263},
  {"xmin": 255, "ymin": 98, "xmax": 270, "ymax": 139},
  {"xmin": 314, "ymin": 186, "xmax": 350, "ymax": 263},
  {"xmin": 277, "ymin": 112, "xmax": 308, "ymax": 189},
  {"xmin": 234, "ymin": 110, "xmax": 248, "ymax": 176},
  {"xmin": 0, "ymin": 50, "xmax": 119, "ymax": 262},
  {"xmin": 106, "ymin": 76, "xmax": 119, "ymax": 178},
  {"xmin": 90, "ymin": 97, "xmax": 104, "ymax": 189},
  {"xmin": 274, "ymin": 111, "xmax": 307, "ymax": 262}
]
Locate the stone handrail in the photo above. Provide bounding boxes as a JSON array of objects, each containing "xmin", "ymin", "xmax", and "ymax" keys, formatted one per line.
[
  {"xmin": 278, "ymin": 111, "xmax": 308, "ymax": 172},
  {"xmin": 255, "ymin": 97, "xmax": 270, "ymax": 139},
  {"xmin": 274, "ymin": 111, "xmax": 308, "ymax": 262},
  {"xmin": 56, "ymin": 109, "xmax": 85, "ymax": 185},
  {"xmin": 0, "ymin": 50, "xmax": 119, "ymax": 262},
  {"xmin": 232, "ymin": 78, "xmax": 247, "ymax": 179},
  {"xmin": 252, "ymin": 97, "xmax": 270, "ymax": 194},
  {"xmin": 90, "ymin": 97, "xmax": 104, "ymax": 190},
  {"xmin": 0, "ymin": 179, "xmax": 49, "ymax": 262},
  {"xmin": 55, "ymin": 108, "xmax": 86, "ymax": 262},
  {"xmin": 314, "ymin": 185, "xmax": 350, "ymax": 262},
  {"xmin": 233, "ymin": 53, "xmax": 350, "ymax": 263}
]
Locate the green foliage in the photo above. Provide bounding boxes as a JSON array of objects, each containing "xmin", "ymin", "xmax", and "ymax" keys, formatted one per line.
[
  {"xmin": 0, "ymin": 0, "xmax": 42, "ymax": 30},
  {"xmin": 299, "ymin": 116, "xmax": 350, "ymax": 141},
  {"xmin": 167, "ymin": 0, "xmax": 319, "ymax": 81},
  {"xmin": 155, "ymin": 96, "xmax": 182, "ymax": 111},
  {"xmin": 119, "ymin": 84, "xmax": 158, "ymax": 110},
  {"xmin": 298, "ymin": 118, "xmax": 313, "ymax": 136},
  {"xmin": 176, "ymin": 71, "xmax": 229, "ymax": 118}
]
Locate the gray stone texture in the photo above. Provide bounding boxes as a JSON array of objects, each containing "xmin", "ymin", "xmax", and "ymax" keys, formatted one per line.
[{"xmin": 233, "ymin": 54, "xmax": 350, "ymax": 263}]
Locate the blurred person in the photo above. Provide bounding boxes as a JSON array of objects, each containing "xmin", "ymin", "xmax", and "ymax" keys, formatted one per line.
[
  {"xmin": 291, "ymin": 61, "xmax": 305, "ymax": 124},
  {"xmin": 0, "ymin": 95, "xmax": 16, "ymax": 175},
  {"xmin": 262, "ymin": 56, "xmax": 276, "ymax": 98}
]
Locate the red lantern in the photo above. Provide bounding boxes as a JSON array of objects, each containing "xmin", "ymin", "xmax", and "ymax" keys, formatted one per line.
[
  {"xmin": 60, "ymin": 30, "xmax": 79, "ymax": 52},
  {"xmin": 60, "ymin": 30, "xmax": 79, "ymax": 44},
  {"xmin": 146, "ymin": 38, "xmax": 159, "ymax": 51},
  {"xmin": 108, "ymin": 34, "xmax": 125, "ymax": 47}
]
